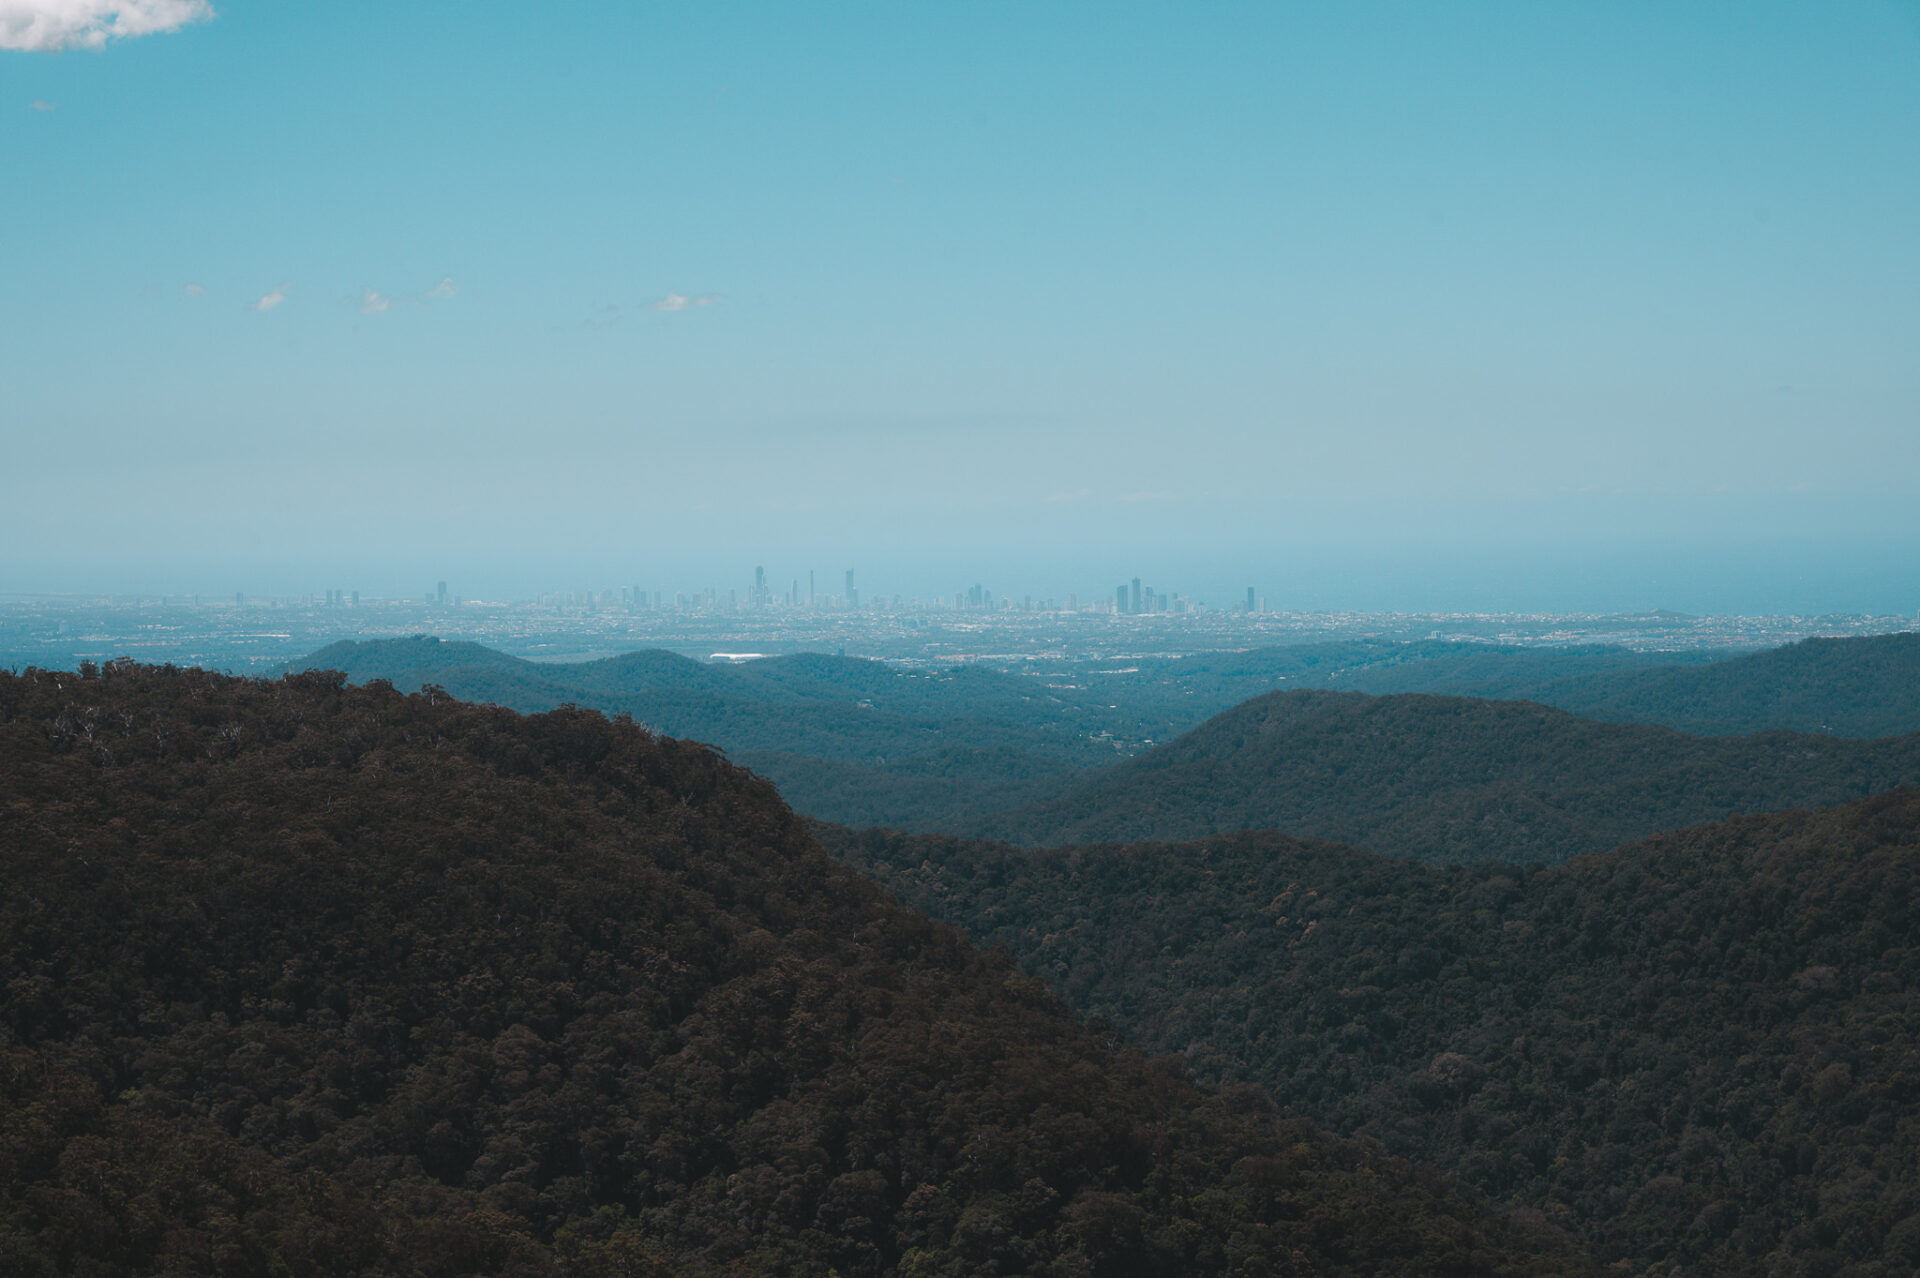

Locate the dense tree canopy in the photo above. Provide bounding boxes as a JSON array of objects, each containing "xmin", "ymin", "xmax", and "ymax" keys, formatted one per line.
[
  {"xmin": 967, "ymin": 690, "xmax": 1920, "ymax": 862},
  {"xmin": 299, "ymin": 632, "xmax": 1920, "ymax": 841},
  {"xmin": 1329, "ymin": 633, "xmax": 1920, "ymax": 738},
  {"xmin": 0, "ymin": 663, "xmax": 1579, "ymax": 1277},
  {"xmin": 298, "ymin": 638, "xmax": 1145, "ymax": 830},
  {"xmin": 827, "ymin": 793, "xmax": 1920, "ymax": 1275}
]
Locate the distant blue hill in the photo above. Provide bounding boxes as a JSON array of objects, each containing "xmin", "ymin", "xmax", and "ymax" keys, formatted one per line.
[
  {"xmin": 293, "ymin": 635, "xmax": 1138, "ymax": 828},
  {"xmin": 967, "ymin": 687, "xmax": 1920, "ymax": 862},
  {"xmin": 1323, "ymin": 631, "xmax": 1920, "ymax": 737},
  {"xmin": 293, "ymin": 630, "xmax": 1920, "ymax": 838}
]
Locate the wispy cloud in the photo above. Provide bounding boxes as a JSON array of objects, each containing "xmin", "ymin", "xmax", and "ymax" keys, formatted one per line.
[
  {"xmin": 649, "ymin": 292, "xmax": 718, "ymax": 313},
  {"xmin": 29, "ymin": 98, "xmax": 55, "ymax": 110},
  {"xmin": 247, "ymin": 284, "xmax": 287, "ymax": 312},
  {"xmin": 352, "ymin": 276, "xmax": 455, "ymax": 315},
  {"xmin": 182, "ymin": 282, "xmax": 204, "ymax": 296},
  {"xmin": 0, "ymin": 0, "xmax": 214, "ymax": 52}
]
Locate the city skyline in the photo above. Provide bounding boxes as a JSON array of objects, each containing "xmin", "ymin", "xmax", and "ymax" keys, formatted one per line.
[
  {"xmin": 7, "ymin": 580, "xmax": 1911, "ymax": 683},
  {"xmin": 9, "ymin": 530, "xmax": 1919, "ymax": 620},
  {"xmin": 26, "ymin": 568, "xmax": 1252, "ymax": 617}
]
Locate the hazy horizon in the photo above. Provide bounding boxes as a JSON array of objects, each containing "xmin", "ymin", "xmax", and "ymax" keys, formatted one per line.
[{"xmin": 7, "ymin": 534, "xmax": 1919, "ymax": 619}]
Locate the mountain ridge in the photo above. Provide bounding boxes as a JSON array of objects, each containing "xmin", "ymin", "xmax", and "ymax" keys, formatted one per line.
[
  {"xmin": 969, "ymin": 688, "xmax": 1920, "ymax": 862},
  {"xmin": 289, "ymin": 631, "xmax": 1920, "ymax": 840}
]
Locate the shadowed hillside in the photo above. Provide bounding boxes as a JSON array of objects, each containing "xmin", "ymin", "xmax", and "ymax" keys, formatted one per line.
[
  {"xmin": 970, "ymin": 690, "xmax": 1920, "ymax": 862},
  {"xmin": 0, "ymin": 663, "xmax": 1580, "ymax": 1277},
  {"xmin": 827, "ymin": 792, "xmax": 1920, "ymax": 1275}
]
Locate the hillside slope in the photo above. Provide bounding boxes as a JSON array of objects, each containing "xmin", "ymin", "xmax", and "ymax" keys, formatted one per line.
[
  {"xmin": 1330, "ymin": 632, "xmax": 1920, "ymax": 737},
  {"xmin": 0, "ymin": 664, "xmax": 1577, "ymax": 1277},
  {"xmin": 972, "ymin": 690, "xmax": 1920, "ymax": 862},
  {"xmin": 1021, "ymin": 632, "xmax": 1920, "ymax": 745},
  {"xmin": 828, "ymin": 793, "xmax": 1920, "ymax": 1275},
  {"xmin": 297, "ymin": 637, "xmax": 1140, "ymax": 827},
  {"xmin": 294, "ymin": 632, "xmax": 1920, "ymax": 841}
]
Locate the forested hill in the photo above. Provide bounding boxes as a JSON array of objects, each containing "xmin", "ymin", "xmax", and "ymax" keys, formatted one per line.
[
  {"xmin": 970, "ymin": 689, "xmax": 1920, "ymax": 862},
  {"xmin": 1320, "ymin": 631, "xmax": 1920, "ymax": 738},
  {"xmin": 0, "ymin": 664, "xmax": 1580, "ymax": 1277},
  {"xmin": 294, "ymin": 632, "xmax": 1920, "ymax": 839},
  {"xmin": 825, "ymin": 791, "xmax": 1920, "ymax": 1275},
  {"xmin": 295, "ymin": 636, "xmax": 1151, "ymax": 829}
]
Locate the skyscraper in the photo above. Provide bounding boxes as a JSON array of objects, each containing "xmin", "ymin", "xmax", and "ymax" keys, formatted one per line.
[
  {"xmin": 1131, "ymin": 577, "xmax": 1142, "ymax": 614},
  {"xmin": 845, "ymin": 569, "xmax": 857, "ymax": 610},
  {"xmin": 1246, "ymin": 586, "xmax": 1256, "ymax": 613}
]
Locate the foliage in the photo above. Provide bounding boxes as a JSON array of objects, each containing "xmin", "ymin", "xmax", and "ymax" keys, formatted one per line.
[
  {"xmin": 297, "ymin": 638, "xmax": 1151, "ymax": 830},
  {"xmin": 297, "ymin": 633, "xmax": 1920, "ymax": 843},
  {"xmin": 0, "ymin": 663, "xmax": 1579, "ymax": 1276},
  {"xmin": 1321, "ymin": 633, "xmax": 1920, "ymax": 738},
  {"xmin": 827, "ymin": 793, "xmax": 1920, "ymax": 1275},
  {"xmin": 968, "ymin": 691, "xmax": 1920, "ymax": 862}
]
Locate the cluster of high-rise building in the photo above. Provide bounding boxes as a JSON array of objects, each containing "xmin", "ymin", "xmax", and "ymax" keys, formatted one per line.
[
  {"xmin": 278, "ymin": 569, "xmax": 1268, "ymax": 619},
  {"xmin": 510, "ymin": 569, "xmax": 1267, "ymax": 618},
  {"xmin": 1113, "ymin": 576, "xmax": 1184, "ymax": 615}
]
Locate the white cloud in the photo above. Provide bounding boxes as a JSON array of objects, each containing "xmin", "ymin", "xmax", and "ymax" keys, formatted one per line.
[
  {"xmin": 354, "ymin": 277, "xmax": 453, "ymax": 313},
  {"xmin": 182, "ymin": 282, "xmax": 204, "ymax": 296},
  {"xmin": 29, "ymin": 98, "xmax": 55, "ymax": 110},
  {"xmin": 649, "ymin": 292, "xmax": 718, "ymax": 312},
  {"xmin": 247, "ymin": 284, "xmax": 287, "ymax": 312},
  {"xmin": 0, "ymin": 0, "xmax": 213, "ymax": 52}
]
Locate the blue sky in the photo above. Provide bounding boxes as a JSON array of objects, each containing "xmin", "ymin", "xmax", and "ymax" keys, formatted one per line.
[{"xmin": 4, "ymin": 1, "xmax": 1918, "ymax": 611}]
